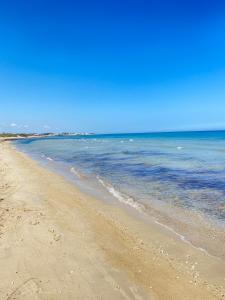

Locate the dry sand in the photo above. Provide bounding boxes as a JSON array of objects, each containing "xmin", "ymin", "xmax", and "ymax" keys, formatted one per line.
[{"xmin": 0, "ymin": 141, "xmax": 225, "ymax": 299}]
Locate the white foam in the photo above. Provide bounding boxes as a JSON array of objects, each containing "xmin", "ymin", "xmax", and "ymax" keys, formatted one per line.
[
  {"xmin": 41, "ymin": 154, "xmax": 53, "ymax": 161},
  {"xmin": 70, "ymin": 167, "xmax": 83, "ymax": 179},
  {"xmin": 97, "ymin": 176, "xmax": 144, "ymax": 212},
  {"xmin": 46, "ymin": 156, "xmax": 53, "ymax": 161},
  {"xmin": 97, "ymin": 177, "xmax": 212, "ymax": 257},
  {"xmin": 95, "ymin": 180, "xmax": 220, "ymax": 260},
  {"xmin": 154, "ymin": 219, "xmax": 214, "ymax": 257},
  {"xmin": 97, "ymin": 175, "xmax": 219, "ymax": 259},
  {"xmin": 177, "ymin": 146, "xmax": 183, "ymax": 150},
  {"xmin": 129, "ymin": 139, "xmax": 133, "ymax": 142}
]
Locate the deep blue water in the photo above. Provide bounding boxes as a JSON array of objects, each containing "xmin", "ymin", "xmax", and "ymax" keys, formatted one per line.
[{"xmin": 14, "ymin": 131, "xmax": 225, "ymax": 223}]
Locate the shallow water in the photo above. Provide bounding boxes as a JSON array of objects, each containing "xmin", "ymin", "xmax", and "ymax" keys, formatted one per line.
[
  {"xmin": 14, "ymin": 131, "xmax": 225, "ymax": 257},
  {"xmin": 14, "ymin": 131, "xmax": 225, "ymax": 220}
]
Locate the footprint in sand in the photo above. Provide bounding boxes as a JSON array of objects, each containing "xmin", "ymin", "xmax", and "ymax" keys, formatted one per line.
[
  {"xmin": 7, "ymin": 278, "xmax": 40, "ymax": 300},
  {"xmin": 29, "ymin": 219, "xmax": 40, "ymax": 226},
  {"xmin": 53, "ymin": 233, "xmax": 61, "ymax": 242},
  {"xmin": 48, "ymin": 228, "xmax": 62, "ymax": 242}
]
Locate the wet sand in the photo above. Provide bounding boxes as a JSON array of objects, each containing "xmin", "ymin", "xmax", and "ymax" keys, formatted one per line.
[{"xmin": 0, "ymin": 140, "xmax": 225, "ymax": 299}]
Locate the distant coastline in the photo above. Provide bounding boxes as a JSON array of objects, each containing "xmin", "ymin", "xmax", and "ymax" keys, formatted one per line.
[
  {"xmin": 1, "ymin": 128, "xmax": 225, "ymax": 139},
  {"xmin": 0, "ymin": 132, "xmax": 95, "ymax": 141}
]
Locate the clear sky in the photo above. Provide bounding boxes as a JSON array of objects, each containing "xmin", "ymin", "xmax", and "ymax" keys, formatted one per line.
[{"xmin": 0, "ymin": 0, "xmax": 225, "ymax": 133}]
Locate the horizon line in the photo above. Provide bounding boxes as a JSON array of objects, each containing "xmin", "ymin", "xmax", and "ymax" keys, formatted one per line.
[{"xmin": 2, "ymin": 128, "xmax": 225, "ymax": 136}]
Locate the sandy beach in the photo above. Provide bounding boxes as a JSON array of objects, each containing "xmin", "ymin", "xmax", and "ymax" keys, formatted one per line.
[{"xmin": 0, "ymin": 140, "xmax": 224, "ymax": 299}]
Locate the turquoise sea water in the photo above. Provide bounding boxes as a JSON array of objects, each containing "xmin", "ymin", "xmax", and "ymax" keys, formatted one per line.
[{"xmin": 14, "ymin": 131, "xmax": 225, "ymax": 226}]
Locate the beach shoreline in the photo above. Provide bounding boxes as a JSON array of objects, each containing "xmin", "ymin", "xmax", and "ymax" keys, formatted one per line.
[{"xmin": 0, "ymin": 141, "xmax": 224, "ymax": 299}]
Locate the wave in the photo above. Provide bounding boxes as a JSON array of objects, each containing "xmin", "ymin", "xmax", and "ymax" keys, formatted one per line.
[
  {"xmin": 41, "ymin": 154, "xmax": 53, "ymax": 161},
  {"xmin": 96, "ymin": 176, "xmax": 144, "ymax": 212},
  {"xmin": 46, "ymin": 156, "xmax": 53, "ymax": 161},
  {"xmin": 96, "ymin": 176, "xmax": 219, "ymax": 259},
  {"xmin": 153, "ymin": 219, "xmax": 222, "ymax": 260},
  {"xmin": 70, "ymin": 167, "xmax": 86, "ymax": 179},
  {"xmin": 177, "ymin": 146, "xmax": 183, "ymax": 150}
]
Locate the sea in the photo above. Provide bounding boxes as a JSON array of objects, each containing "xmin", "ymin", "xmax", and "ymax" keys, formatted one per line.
[{"xmin": 14, "ymin": 131, "xmax": 225, "ymax": 258}]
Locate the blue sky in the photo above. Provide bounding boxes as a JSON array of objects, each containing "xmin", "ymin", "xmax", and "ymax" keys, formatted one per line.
[{"xmin": 0, "ymin": 0, "xmax": 225, "ymax": 133}]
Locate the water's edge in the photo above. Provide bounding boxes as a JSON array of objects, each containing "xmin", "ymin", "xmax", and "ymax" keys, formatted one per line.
[{"xmin": 13, "ymin": 137, "xmax": 225, "ymax": 262}]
